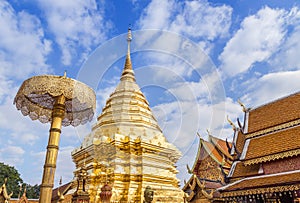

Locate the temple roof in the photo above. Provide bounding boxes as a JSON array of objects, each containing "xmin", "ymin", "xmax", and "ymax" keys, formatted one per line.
[
  {"xmin": 192, "ymin": 136, "xmax": 232, "ymax": 174},
  {"xmin": 241, "ymin": 126, "xmax": 300, "ymax": 165},
  {"xmin": 220, "ymin": 170, "xmax": 300, "ymax": 196},
  {"xmin": 221, "ymin": 91, "xmax": 300, "ymax": 197},
  {"xmin": 183, "ymin": 135, "xmax": 232, "ymax": 197},
  {"xmin": 228, "ymin": 161, "xmax": 260, "ymax": 178},
  {"xmin": 228, "ymin": 91, "xmax": 300, "ymax": 177},
  {"xmin": 52, "ymin": 182, "xmax": 72, "ymax": 201},
  {"xmin": 210, "ymin": 136, "xmax": 232, "ymax": 161},
  {"xmin": 247, "ymin": 91, "xmax": 300, "ymax": 133},
  {"xmin": 183, "ymin": 175, "xmax": 222, "ymax": 201}
]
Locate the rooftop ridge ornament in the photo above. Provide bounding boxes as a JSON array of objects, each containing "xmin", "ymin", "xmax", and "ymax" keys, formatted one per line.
[
  {"xmin": 206, "ymin": 129, "xmax": 212, "ymax": 137},
  {"xmin": 227, "ymin": 115, "xmax": 237, "ymax": 131},
  {"xmin": 237, "ymin": 99, "xmax": 248, "ymax": 112},
  {"xmin": 0, "ymin": 178, "xmax": 13, "ymax": 201},
  {"xmin": 121, "ymin": 27, "xmax": 136, "ymax": 82},
  {"xmin": 14, "ymin": 74, "xmax": 96, "ymax": 203},
  {"xmin": 57, "ymin": 177, "xmax": 64, "ymax": 203}
]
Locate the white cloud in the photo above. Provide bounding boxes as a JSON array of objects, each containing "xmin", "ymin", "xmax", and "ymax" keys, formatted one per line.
[
  {"xmin": 35, "ymin": 0, "xmax": 111, "ymax": 65},
  {"xmin": 170, "ymin": 0, "xmax": 232, "ymax": 40},
  {"xmin": 0, "ymin": 0, "xmax": 52, "ymax": 80},
  {"xmin": 219, "ymin": 6, "xmax": 289, "ymax": 77},
  {"xmin": 138, "ymin": 0, "xmax": 175, "ymax": 30},
  {"xmin": 241, "ymin": 70, "xmax": 300, "ymax": 107},
  {"xmin": 219, "ymin": 6, "xmax": 300, "ymax": 77},
  {"xmin": 0, "ymin": 145, "xmax": 25, "ymax": 166},
  {"xmin": 152, "ymin": 96, "xmax": 241, "ymax": 149},
  {"xmin": 138, "ymin": 0, "xmax": 232, "ymax": 40},
  {"xmin": 270, "ymin": 8, "xmax": 300, "ymax": 70},
  {"xmin": 137, "ymin": 0, "xmax": 232, "ymax": 55},
  {"xmin": 0, "ymin": 97, "xmax": 48, "ymax": 138},
  {"xmin": 152, "ymin": 96, "xmax": 241, "ymax": 186},
  {"xmin": 24, "ymin": 146, "xmax": 75, "ymax": 186},
  {"xmin": 55, "ymin": 146, "xmax": 76, "ymax": 186}
]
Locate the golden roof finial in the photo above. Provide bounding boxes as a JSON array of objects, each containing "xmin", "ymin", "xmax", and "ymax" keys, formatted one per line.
[
  {"xmin": 206, "ymin": 129, "xmax": 211, "ymax": 136},
  {"xmin": 57, "ymin": 177, "xmax": 64, "ymax": 202},
  {"xmin": 63, "ymin": 70, "xmax": 67, "ymax": 78},
  {"xmin": 227, "ymin": 115, "xmax": 237, "ymax": 131},
  {"xmin": 125, "ymin": 27, "xmax": 132, "ymax": 70},
  {"xmin": 121, "ymin": 26, "xmax": 135, "ymax": 81},
  {"xmin": 237, "ymin": 99, "xmax": 247, "ymax": 112},
  {"xmin": 127, "ymin": 25, "xmax": 132, "ymax": 43}
]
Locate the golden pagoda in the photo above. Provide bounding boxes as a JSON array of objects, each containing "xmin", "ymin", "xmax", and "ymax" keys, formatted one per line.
[{"xmin": 71, "ymin": 29, "xmax": 183, "ymax": 202}]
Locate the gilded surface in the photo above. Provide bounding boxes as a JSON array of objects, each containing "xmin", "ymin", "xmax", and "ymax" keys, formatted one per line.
[
  {"xmin": 197, "ymin": 156, "xmax": 223, "ymax": 182},
  {"xmin": 221, "ymin": 184, "xmax": 300, "ymax": 197},
  {"xmin": 244, "ymin": 148, "xmax": 300, "ymax": 165},
  {"xmin": 0, "ymin": 179, "xmax": 13, "ymax": 202},
  {"xmin": 14, "ymin": 75, "xmax": 96, "ymax": 126},
  {"xmin": 71, "ymin": 30, "xmax": 183, "ymax": 202},
  {"xmin": 185, "ymin": 175, "xmax": 213, "ymax": 202}
]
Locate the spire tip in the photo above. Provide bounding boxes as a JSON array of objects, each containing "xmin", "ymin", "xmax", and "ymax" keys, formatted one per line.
[{"xmin": 127, "ymin": 26, "xmax": 132, "ymax": 42}]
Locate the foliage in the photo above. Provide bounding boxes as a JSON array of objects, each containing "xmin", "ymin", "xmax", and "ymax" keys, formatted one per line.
[
  {"xmin": 22, "ymin": 183, "xmax": 40, "ymax": 199},
  {"xmin": 0, "ymin": 162, "xmax": 40, "ymax": 199},
  {"xmin": 0, "ymin": 162, "xmax": 23, "ymax": 198}
]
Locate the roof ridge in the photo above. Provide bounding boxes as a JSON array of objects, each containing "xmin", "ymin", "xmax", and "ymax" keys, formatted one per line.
[{"xmin": 250, "ymin": 90, "xmax": 300, "ymax": 111}]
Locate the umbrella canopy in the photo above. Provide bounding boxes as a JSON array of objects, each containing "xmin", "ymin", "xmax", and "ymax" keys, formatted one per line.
[{"xmin": 14, "ymin": 75, "xmax": 96, "ymax": 127}]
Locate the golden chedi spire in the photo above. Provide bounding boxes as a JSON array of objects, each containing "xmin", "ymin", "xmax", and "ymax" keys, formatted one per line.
[
  {"xmin": 93, "ymin": 27, "xmax": 162, "ymax": 132},
  {"xmin": 73, "ymin": 27, "xmax": 183, "ymax": 203},
  {"xmin": 121, "ymin": 27, "xmax": 135, "ymax": 82}
]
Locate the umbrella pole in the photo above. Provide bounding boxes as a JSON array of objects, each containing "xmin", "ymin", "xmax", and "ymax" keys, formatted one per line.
[{"xmin": 39, "ymin": 95, "xmax": 66, "ymax": 203}]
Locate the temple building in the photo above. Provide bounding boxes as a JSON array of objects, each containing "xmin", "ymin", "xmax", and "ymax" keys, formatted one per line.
[
  {"xmin": 69, "ymin": 29, "xmax": 183, "ymax": 202},
  {"xmin": 218, "ymin": 93, "xmax": 300, "ymax": 202},
  {"xmin": 0, "ymin": 179, "xmax": 38, "ymax": 203},
  {"xmin": 51, "ymin": 182, "xmax": 72, "ymax": 203},
  {"xmin": 183, "ymin": 134, "xmax": 233, "ymax": 202}
]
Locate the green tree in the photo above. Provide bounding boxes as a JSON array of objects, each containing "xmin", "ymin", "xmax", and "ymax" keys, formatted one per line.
[
  {"xmin": 23, "ymin": 183, "xmax": 40, "ymax": 199},
  {"xmin": 0, "ymin": 162, "xmax": 40, "ymax": 199},
  {"xmin": 0, "ymin": 162, "xmax": 23, "ymax": 198}
]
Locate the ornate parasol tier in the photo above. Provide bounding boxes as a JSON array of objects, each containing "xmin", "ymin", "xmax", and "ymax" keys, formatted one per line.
[
  {"xmin": 14, "ymin": 74, "xmax": 96, "ymax": 203},
  {"xmin": 14, "ymin": 75, "xmax": 96, "ymax": 126}
]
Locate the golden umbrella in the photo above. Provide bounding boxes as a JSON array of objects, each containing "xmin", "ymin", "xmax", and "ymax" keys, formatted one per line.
[{"xmin": 14, "ymin": 73, "xmax": 96, "ymax": 203}]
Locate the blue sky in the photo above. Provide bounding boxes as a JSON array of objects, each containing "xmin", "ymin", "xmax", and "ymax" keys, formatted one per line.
[{"xmin": 1, "ymin": 0, "xmax": 300, "ymax": 187}]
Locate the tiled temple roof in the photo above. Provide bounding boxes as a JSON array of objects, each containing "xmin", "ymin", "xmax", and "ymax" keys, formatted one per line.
[
  {"xmin": 220, "ymin": 170, "xmax": 300, "ymax": 197},
  {"xmin": 220, "ymin": 91, "xmax": 300, "ymax": 197},
  {"xmin": 247, "ymin": 92, "xmax": 300, "ymax": 133},
  {"xmin": 191, "ymin": 136, "xmax": 232, "ymax": 174},
  {"xmin": 229, "ymin": 161, "xmax": 260, "ymax": 179},
  {"xmin": 242, "ymin": 126, "xmax": 300, "ymax": 165}
]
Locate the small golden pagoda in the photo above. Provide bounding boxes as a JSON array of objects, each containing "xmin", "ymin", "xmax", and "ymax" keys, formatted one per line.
[{"xmin": 71, "ymin": 29, "xmax": 183, "ymax": 202}]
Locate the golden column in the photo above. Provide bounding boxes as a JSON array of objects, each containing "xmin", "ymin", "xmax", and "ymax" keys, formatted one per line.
[{"xmin": 14, "ymin": 74, "xmax": 96, "ymax": 203}]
